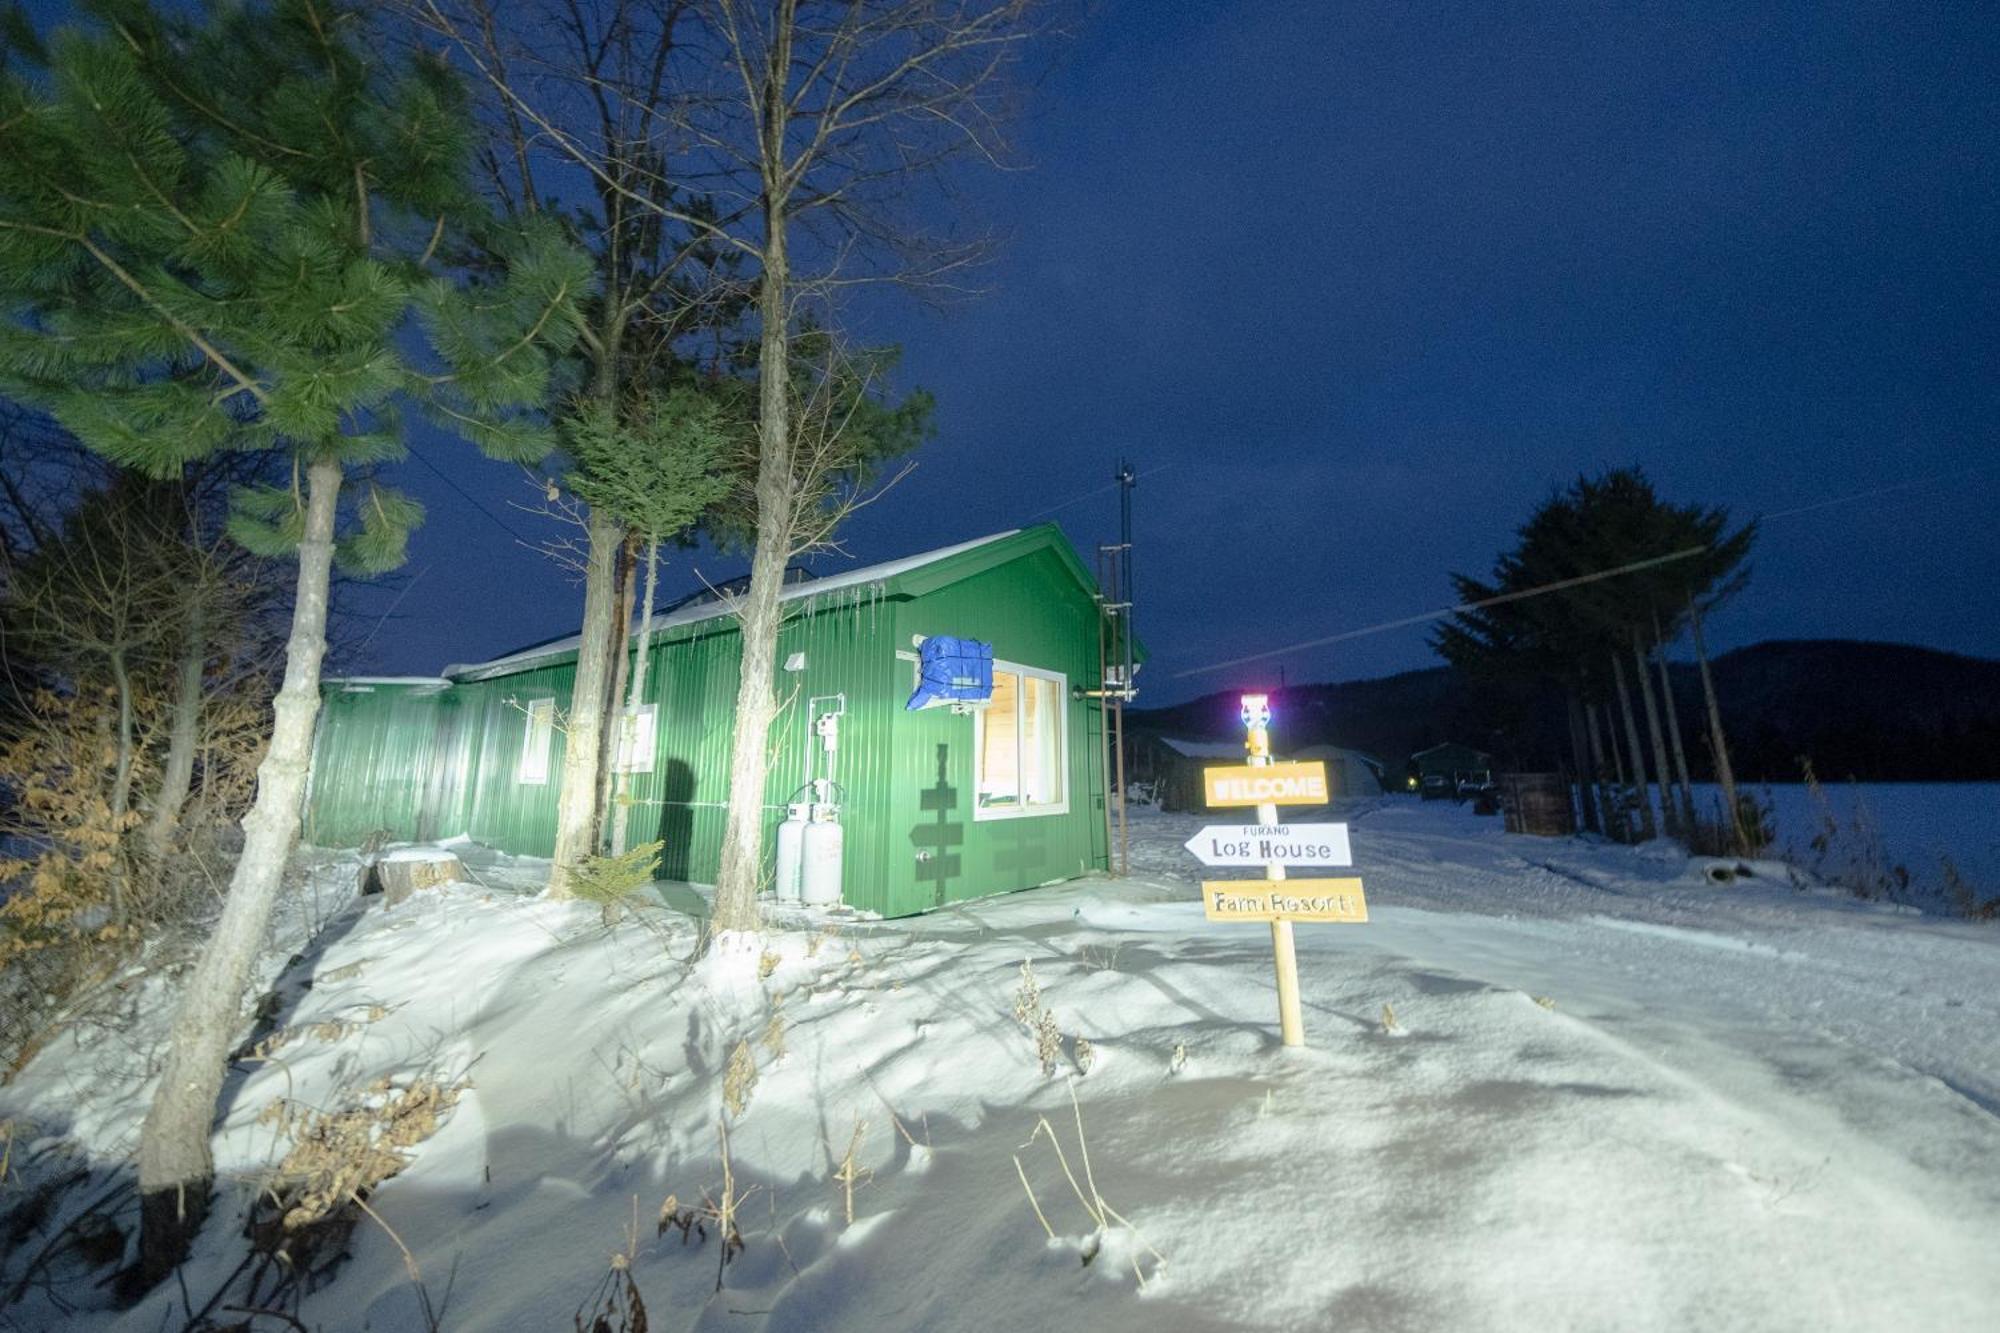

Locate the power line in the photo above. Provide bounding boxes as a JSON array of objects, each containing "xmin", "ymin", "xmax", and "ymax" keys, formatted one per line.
[
  {"xmin": 401, "ymin": 440, "xmax": 536, "ymax": 545},
  {"xmin": 1025, "ymin": 462, "xmax": 1177, "ymax": 521},
  {"xmin": 1760, "ymin": 460, "xmax": 1999, "ymax": 522},
  {"xmin": 1169, "ymin": 459, "xmax": 1997, "ymax": 682},
  {"xmin": 1173, "ymin": 546, "xmax": 1707, "ymax": 679}
]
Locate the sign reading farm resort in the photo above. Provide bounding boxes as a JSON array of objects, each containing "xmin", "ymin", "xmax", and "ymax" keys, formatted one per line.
[{"xmin": 1202, "ymin": 879, "xmax": 1368, "ymax": 923}]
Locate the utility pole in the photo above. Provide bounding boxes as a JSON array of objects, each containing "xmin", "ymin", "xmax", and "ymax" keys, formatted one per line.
[{"xmin": 1095, "ymin": 459, "xmax": 1139, "ymax": 877}]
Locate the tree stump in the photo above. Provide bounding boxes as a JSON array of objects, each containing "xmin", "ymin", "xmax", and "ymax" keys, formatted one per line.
[{"xmin": 363, "ymin": 852, "xmax": 464, "ymax": 908}]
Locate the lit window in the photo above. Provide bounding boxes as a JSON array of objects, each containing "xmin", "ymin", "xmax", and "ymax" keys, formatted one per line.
[
  {"xmin": 612, "ymin": 704, "xmax": 657, "ymax": 774},
  {"xmin": 518, "ymin": 697, "xmax": 555, "ymax": 784},
  {"xmin": 973, "ymin": 663, "xmax": 1067, "ymax": 819}
]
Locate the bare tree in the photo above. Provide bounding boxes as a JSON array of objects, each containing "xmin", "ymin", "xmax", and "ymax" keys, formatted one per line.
[
  {"xmin": 406, "ymin": 0, "xmax": 745, "ymax": 896},
  {"xmin": 694, "ymin": 0, "xmax": 1046, "ymax": 937},
  {"xmin": 413, "ymin": 1, "xmax": 1047, "ymax": 921}
]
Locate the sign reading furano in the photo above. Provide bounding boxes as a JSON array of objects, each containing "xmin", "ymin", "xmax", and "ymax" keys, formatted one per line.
[{"xmin": 1183, "ymin": 823, "xmax": 1352, "ymax": 869}]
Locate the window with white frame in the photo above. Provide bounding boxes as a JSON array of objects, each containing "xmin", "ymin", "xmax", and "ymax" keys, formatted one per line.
[
  {"xmin": 611, "ymin": 703, "xmax": 657, "ymax": 774},
  {"xmin": 972, "ymin": 663, "xmax": 1067, "ymax": 819},
  {"xmin": 517, "ymin": 697, "xmax": 555, "ymax": 784}
]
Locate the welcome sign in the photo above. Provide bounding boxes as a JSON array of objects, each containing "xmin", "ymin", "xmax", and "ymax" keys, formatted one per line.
[{"xmin": 1201, "ymin": 761, "xmax": 1329, "ymax": 808}]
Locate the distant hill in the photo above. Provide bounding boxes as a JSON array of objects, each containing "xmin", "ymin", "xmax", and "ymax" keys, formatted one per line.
[{"xmin": 1128, "ymin": 640, "xmax": 2000, "ymax": 782}]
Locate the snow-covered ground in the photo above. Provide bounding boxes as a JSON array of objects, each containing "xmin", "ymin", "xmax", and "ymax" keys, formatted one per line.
[
  {"xmin": 4, "ymin": 803, "xmax": 1998, "ymax": 1331},
  {"xmin": 1724, "ymin": 781, "xmax": 2000, "ymax": 896}
]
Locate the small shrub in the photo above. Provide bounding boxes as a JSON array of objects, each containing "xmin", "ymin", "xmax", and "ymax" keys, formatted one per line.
[
  {"xmin": 568, "ymin": 841, "xmax": 664, "ymax": 921},
  {"xmin": 1942, "ymin": 857, "xmax": 2000, "ymax": 921}
]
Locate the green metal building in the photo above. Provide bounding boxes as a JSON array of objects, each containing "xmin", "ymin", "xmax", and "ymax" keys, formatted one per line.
[{"xmin": 304, "ymin": 526, "xmax": 1126, "ymax": 916}]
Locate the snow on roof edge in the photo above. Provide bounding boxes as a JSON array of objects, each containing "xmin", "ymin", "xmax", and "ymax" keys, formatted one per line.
[
  {"xmin": 441, "ymin": 528, "xmax": 1023, "ymax": 680},
  {"xmin": 1159, "ymin": 737, "xmax": 1243, "ymax": 759}
]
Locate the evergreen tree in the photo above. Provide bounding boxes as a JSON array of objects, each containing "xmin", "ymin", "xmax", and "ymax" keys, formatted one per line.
[
  {"xmin": 1436, "ymin": 469, "xmax": 1754, "ymax": 844},
  {"xmin": 561, "ymin": 386, "xmax": 734, "ymax": 857},
  {"xmin": 0, "ymin": 0, "xmax": 588, "ymax": 1286}
]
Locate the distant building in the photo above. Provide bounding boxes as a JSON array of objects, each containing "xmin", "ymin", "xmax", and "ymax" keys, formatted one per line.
[
  {"xmin": 1136, "ymin": 735, "xmax": 1383, "ymax": 812},
  {"xmin": 1290, "ymin": 745, "xmax": 1387, "ymax": 800},
  {"xmin": 1410, "ymin": 741, "xmax": 1494, "ymax": 800}
]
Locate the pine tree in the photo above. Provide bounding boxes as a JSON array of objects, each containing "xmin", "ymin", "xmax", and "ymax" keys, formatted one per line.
[
  {"xmin": 1435, "ymin": 469, "xmax": 1754, "ymax": 846},
  {"xmin": 0, "ymin": 0, "xmax": 588, "ymax": 1288},
  {"xmin": 561, "ymin": 387, "xmax": 734, "ymax": 858}
]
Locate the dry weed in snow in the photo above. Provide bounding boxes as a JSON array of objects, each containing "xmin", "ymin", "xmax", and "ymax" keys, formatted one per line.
[
  {"xmin": 1012, "ymin": 958, "xmax": 1042, "ymax": 1025},
  {"xmin": 1012, "ymin": 959, "xmax": 1068, "ymax": 1076},
  {"xmin": 573, "ymin": 1197, "xmax": 652, "ymax": 1333},
  {"xmin": 833, "ymin": 1118, "xmax": 870, "ymax": 1225},
  {"xmin": 256, "ymin": 1077, "xmax": 464, "ymax": 1230},
  {"xmin": 761, "ymin": 994, "xmax": 787, "ymax": 1061},
  {"xmin": 722, "ymin": 1039, "xmax": 758, "ymax": 1118},
  {"xmin": 1012, "ymin": 1080, "xmax": 1166, "ymax": 1288}
]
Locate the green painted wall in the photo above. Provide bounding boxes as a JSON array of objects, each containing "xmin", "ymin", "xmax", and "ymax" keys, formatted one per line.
[
  {"xmin": 305, "ymin": 526, "xmax": 1117, "ymax": 915},
  {"xmin": 304, "ymin": 682, "xmax": 448, "ymax": 846},
  {"xmin": 883, "ymin": 545, "xmax": 1109, "ymax": 915}
]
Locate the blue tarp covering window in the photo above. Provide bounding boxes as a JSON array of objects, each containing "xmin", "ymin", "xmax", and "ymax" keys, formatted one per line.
[{"xmin": 906, "ymin": 636, "xmax": 994, "ymax": 710}]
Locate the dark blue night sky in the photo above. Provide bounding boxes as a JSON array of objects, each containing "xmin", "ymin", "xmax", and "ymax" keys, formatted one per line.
[{"xmin": 70, "ymin": 1, "xmax": 2000, "ymax": 703}]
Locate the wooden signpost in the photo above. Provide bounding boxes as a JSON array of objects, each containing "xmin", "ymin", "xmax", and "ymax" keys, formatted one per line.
[{"xmin": 1194, "ymin": 694, "xmax": 1367, "ymax": 1047}]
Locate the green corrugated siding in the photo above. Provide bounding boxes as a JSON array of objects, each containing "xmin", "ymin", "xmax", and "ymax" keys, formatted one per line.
[
  {"xmin": 304, "ymin": 682, "xmax": 448, "ymax": 845},
  {"xmin": 305, "ymin": 525, "xmax": 1116, "ymax": 915},
  {"xmin": 885, "ymin": 546, "xmax": 1109, "ymax": 915},
  {"xmin": 452, "ymin": 662, "xmax": 572, "ymax": 854}
]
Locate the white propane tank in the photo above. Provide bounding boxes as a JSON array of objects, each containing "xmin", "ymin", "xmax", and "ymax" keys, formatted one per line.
[
  {"xmin": 774, "ymin": 803, "xmax": 808, "ymax": 901},
  {"xmin": 801, "ymin": 805, "xmax": 844, "ymax": 907}
]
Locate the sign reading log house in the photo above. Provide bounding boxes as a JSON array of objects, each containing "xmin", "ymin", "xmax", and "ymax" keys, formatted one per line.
[
  {"xmin": 1203, "ymin": 879, "xmax": 1367, "ymax": 923},
  {"xmin": 1184, "ymin": 822, "xmax": 1352, "ymax": 869},
  {"xmin": 1202, "ymin": 761, "xmax": 1329, "ymax": 808}
]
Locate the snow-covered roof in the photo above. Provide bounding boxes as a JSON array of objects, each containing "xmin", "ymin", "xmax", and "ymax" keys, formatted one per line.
[
  {"xmin": 1293, "ymin": 743, "xmax": 1385, "ymax": 767},
  {"xmin": 324, "ymin": 676, "xmax": 452, "ymax": 688},
  {"xmin": 442, "ymin": 529, "xmax": 1021, "ymax": 680},
  {"xmin": 1412, "ymin": 741, "xmax": 1491, "ymax": 759},
  {"xmin": 1158, "ymin": 737, "xmax": 1243, "ymax": 759}
]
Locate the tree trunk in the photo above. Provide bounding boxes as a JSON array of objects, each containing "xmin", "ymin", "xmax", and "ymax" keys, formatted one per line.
[
  {"xmin": 1585, "ymin": 697, "xmax": 1614, "ymax": 838},
  {"xmin": 1633, "ymin": 630, "xmax": 1677, "ymax": 838},
  {"xmin": 133, "ymin": 458, "xmax": 341, "ymax": 1292},
  {"xmin": 108, "ymin": 646, "xmax": 137, "ymax": 822},
  {"xmin": 1654, "ymin": 609, "xmax": 1697, "ymax": 833},
  {"xmin": 610, "ymin": 539, "xmax": 660, "ymax": 858},
  {"xmin": 142, "ymin": 593, "xmax": 208, "ymax": 864},
  {"xmin": 1567, "ymin": 691, "xmax": 1600, "ymax": 833},
  {"xmin": 595, "ymin": 532, "xmax": 639, "ymax": 854},
  {"xmin": 712, "ymin": 28, "xmax": 796, "ymax": 938},
  {"xmin": 548, "ymin": 506, "xmax": 624, "ymax": 897},
  {"xmin": 1611, "ymin": 651, "xmax": 1656, "ymax": 841},
  {"xmin": 1687, "ymin": 594, "xmax": 1744, "ymax": 852}
]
